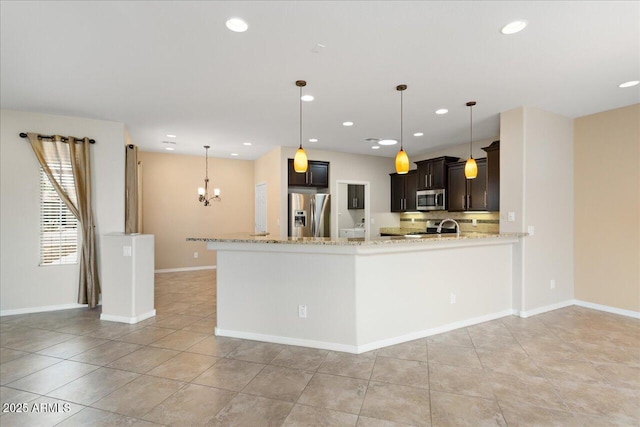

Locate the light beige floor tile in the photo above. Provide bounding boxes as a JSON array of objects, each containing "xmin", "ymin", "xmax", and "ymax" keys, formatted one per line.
[
  {"xmin": 283, "ymin": 404, "xmax": 358, "ymax": 426},
  {"xmin": 36, "ymin": 336, "xmax": 109, "ymax": 359},
  {"xmin": 107, "ymin": 346, "xmax": 179, "ymax": 374},
  {"xmin": 0, "ymin": 385, "xmax": 40, "ymax": 407},
  {"xmin": 149, "ymin": 330, "xmax": 208, "ymax": 351},
  {"xmin": 181, "ymin": 317, "xmax": 216, "ymax": 333},
  {"xmin": 143, "ymin": 383, "xmax": 235, "ymax": 426},
  {"xmin": 56, "ymin": 407, "xmax": 162, "ymax": 427},
  {"xmin": 595, "ymin": 362, "xmax": 640, "ymax": 390},
  {"xmin": 69, "ymin": 341, "xmax": 141, "ymax": 366},
  {"xmin": 517, "ymin": 336, "xmax": 583, "ymax": 360},
  {"xmin": 213, "ymin": 393, "xmax": 294, "ymax": 427},
  {"xmin": 185, "ymin": 335, "xmax": 240, "ymax": 357},
  {"xmin": 48, "ymin": 367, "xmax": 139, "ymax": 405},
  {"xmin": 376, "ymin": 339, "xmax": 428, "ymax": 362},
  {"xmin": 370, "ymin": 356, "xmax": 429, "ymax": 389},
  {"xmin": 192, "ymin": 357, "xmax": 265, "ymax": 391},
  {"xmin": 470, "ymin": 332, "xmax": 525, "ymax": 353},
  {"xmin": 498, "ymin": 400, "xmax": 581, "ymax": 427},
  {"xmin": 571, "ymin": 412, "xmax": 640, "ymax": 427},
  {"xmin": 430, "ymin": 390, "xmax": 505, "ymax": 426},
  {"xmin": 225, "ymin": 340, "xmax": 285, "ymax": 364},
  {"xmin": 114, "ymin": 327, "xmax": 175, "ymax": 345},
  {"xmin": 476, "ymin": 349, "xmax": 543, "ymax": 378},
  {"xmin": 146, "ymin": 351, "xmax": 218, "ymax": 381},
  {"xmin": 427, "ymin": 342, "xmax": 482, "ymax": 369},
  {"xmin": 429, "ymin": 363, "xmax": 495, "ymax": 399},
  {"xmin": 0, "ymin": 396, "xmax": 83, "ymax": 427},
  {"xmin": 86, "ymin": 323, "xmax": 145, "ymax": 340},
  {"xmin": 467, "ymin": 320, "xmax": 512, "ymax": 337},
  {"xmin": 427, "ymin": 329, "xmax": 474, "ymax": 348},
  {"xmin": 298, "ymin": 372, "xmax": 368, "ymax": 414},
  {"xmin": 356, "ymin": 416, "xmax": 414, "ymax": 426},
  {"xmin": 1, "ymin": 328, "xmax": 76, "ymax": 353},
  {"xmin": 0, "ymin": 354, "xmax": 62, "ymax": 385},
  {"xmin": 531, "ymin": 354, "xmax": 608, "ymax": 384},
  {"xmin": 572, "ymin": 341, "xmax": 640, "ymax": 366},
  {"xmin": 91, "ymin": 375, "xmax": 184, "ymax": 418},
  {"xmin": 7, "ymin": 360, "xmax": 98, "ymax": 394},
  {"xmin": 360, "ymin": 381, "xmax": 430, "ymax": 426},
  {"xmin": 152, "ymin": 314, "xmax": 203, "ymax": 329},
  {"xmin": 489, "ymin": 371, "xmax": 568, "ymax": 411},
  {"xmin": 243, "ymin": 365, "xmax": 313, "ymax": 402},
  {"xmin": 270, "ymin": 346, "xmax": 329, "ymax": 371},
  {"xmin": 318, "ymin": 351, "xmax": 377, "ymax": 380},
  {"xmin": 0, "ymin": 348, "xmax": 28, "ymax": 364}
]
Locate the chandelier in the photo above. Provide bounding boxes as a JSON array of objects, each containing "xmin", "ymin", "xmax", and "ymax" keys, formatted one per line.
[{"xmin": 197, "ymin": 145, "xmax": 221, "ymax": 206}]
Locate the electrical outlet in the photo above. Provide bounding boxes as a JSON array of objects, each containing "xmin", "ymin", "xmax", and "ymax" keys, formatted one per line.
[
  {"xmin": 528, "ymin": 225, "xmax": 535, "ymax": 236},
  {"xmin": 508, "ymin": 212, "xmax": 516, "ymax": 222},
  {"xmin": 450, "ymin": 293, "xmax": 456, "ymax": 304},
  {"xmin": 123, "ymin": 246, "xmax": 132, "ymax": 257},
  {"xmin": 550, "ymin": 279, "xmax": 556, "ymax": 289},
  {"xmin": 298, "ymin": 304, "xmax": 307, "ymax": 318},
  {"xmin": 472, "ymin": 219, "xmax": 477, "ymax": 227},
  {"xmin": 194, "ymin": 252, "xmax": 199, "ymax": 259},
  {"xmin": 411, "ymin": 218, "xmax": 415, "ymax": 223}
]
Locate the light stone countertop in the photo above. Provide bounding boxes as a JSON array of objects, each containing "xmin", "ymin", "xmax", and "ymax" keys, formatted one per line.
[{"xmin": 187, "ymin": 232, "xmax": 526, "ymax": 246}]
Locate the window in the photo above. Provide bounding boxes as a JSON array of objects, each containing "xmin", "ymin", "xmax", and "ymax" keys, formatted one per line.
[{"xmin": 39, "ymin": 157, "xmax": 78, "ymax": 265}]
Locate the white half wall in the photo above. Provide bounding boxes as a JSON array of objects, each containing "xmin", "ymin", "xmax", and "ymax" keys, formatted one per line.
[
  {"xmin": 500, "ymin": 106, "xmax": 574, "ymax": 313},
  {"xmin": 0, "ymin": 109, "xmax": 125, "ymax": 312}
]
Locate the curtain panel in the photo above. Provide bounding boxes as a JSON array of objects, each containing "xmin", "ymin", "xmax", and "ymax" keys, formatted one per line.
[{"xmin": 28, "ymin": 133, "xmax": 101, "ymax": 308}]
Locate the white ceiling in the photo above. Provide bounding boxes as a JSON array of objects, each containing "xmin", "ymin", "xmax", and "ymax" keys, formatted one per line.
[{"xmin": 1, "ymin": 1, "xmax": 638, "ymax": 160}]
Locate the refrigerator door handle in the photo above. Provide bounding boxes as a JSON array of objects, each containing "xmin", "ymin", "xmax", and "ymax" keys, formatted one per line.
[{"xmin": 310, "ymin": 197, "xmax": 316, "ymax": 236}]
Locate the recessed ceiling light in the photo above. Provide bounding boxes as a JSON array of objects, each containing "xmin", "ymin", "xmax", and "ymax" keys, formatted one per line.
[
  {"xmin": 301, "ymin": 95, "xmax": 314, "ymax": 102},
  {"xmin": 342, "ymin": 121, "xmax": 354, "ymax": 127},
  {"xmin": 413, "ymin": 132, "xmax": 424, "ymax": 137},
  {"xmin": 378, "ymin": 139, "xmax": 398, "ymax": 146},
  {"xmin": 165, "ymin": 147, "xmax": 175, "ymax": 151},
  {"xmin": 231, "ymin": 153, "xmax": 239, "ymax": 156},
  {"xmin": 619, "ymin": 80, "xmax": 639, "ymax": 88},
  {"xmin": 364, "ymin": 138, "xmax": 380, "ymax": 143},
  {"xmin": 309, "ymin": 138, "xmax": 318, "ymax": 142},
  {"xmin": 166, "ymin": 134, "xmax": 176, "ymax": 138},
  {"xmin": 501, "ymin": 20, "xmax": 527, "ymax": 35},
  {"xmin": 435, "ymin": 109, "xmax": 448, "ymax": 115},
  {"xmin": 226, "ymin": 18, "xmax": 248, "ymax": 33},
  {"xmin": 371, "ymin": 146, "xmax": 380, "ymax": 150},
  {"xmin": 243, "ymin": 142, "xmax": 252, "ymax": 146}
]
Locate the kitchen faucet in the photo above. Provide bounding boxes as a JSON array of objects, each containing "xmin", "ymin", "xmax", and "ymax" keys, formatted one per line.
[{"xmin": 437, "ymin": 218, "xmax": 460, "ymax": 236}]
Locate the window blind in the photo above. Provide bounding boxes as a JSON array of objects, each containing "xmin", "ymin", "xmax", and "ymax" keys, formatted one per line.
[{"xmin": 39, "ymin": 159, "xmax": 78, "ymax": 266}]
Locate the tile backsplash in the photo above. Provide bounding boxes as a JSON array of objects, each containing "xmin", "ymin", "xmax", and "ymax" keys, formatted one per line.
[{"xmin": 400, "ymin": 211, "xmax": 499, "ymax": 234}]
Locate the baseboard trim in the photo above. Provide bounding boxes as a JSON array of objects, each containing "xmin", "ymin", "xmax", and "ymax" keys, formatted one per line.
[
  {"xmin": 216, "ymin": 308, "xmax": 514, "ymax": 354},
  {"xmin": 155, "ymin": 266, "xmax": 216, "ymax": 273},
  {"xmin": 100, "ymin": 309, "xmax": 156, "ymax": 324},
  {"xmin": 0, "ymin": 303, "xmax": 89, "ymax": 317},
  {"xmin": 574, "ymin": 300, "xmax": 640, "ymax": 319},
  {"xmin": 516, "ymin": 300, "xmax": 575, "ymax": 318}
]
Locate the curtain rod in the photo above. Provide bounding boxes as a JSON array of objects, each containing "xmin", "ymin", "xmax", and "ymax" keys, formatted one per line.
[{"xmin": 19, "ymin": 132, "xmax": 96, "ymax": 144}]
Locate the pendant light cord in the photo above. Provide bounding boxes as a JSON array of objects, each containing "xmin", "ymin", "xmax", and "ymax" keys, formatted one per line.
[
  {"xmin": 299, "ymin": 85, "xmax": 303, "ymax": 150},
  {"xmin": 400, "ymin": 89, "xmax": 404, "ymax": 150},
  {"xmin": 469, "ymin": 104, "xmax": 473, "ymax": 158}
]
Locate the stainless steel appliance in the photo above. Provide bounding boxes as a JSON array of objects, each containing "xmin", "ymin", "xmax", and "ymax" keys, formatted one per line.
[
  {"xmin": 416, "ymin": 189, "xmax": 446, "ymax": 211},
  {"xmin": 288, "ymin": 193, "xmax": 330, "ymax": 237}
]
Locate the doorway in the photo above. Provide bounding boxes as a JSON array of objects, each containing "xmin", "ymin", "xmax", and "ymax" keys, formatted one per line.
[{"xmin": 335, "ymin": 180, "xmax": 370, "ymax": 239}]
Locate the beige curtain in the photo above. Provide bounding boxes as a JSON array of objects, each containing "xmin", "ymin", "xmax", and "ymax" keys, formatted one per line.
[
  {"xmin": 28, "ymin": 133, "xmax": 101, "ymax": 308},
  {"xmin": 125, "ymin": 144, "xmax": 140, "ymax": 233}
]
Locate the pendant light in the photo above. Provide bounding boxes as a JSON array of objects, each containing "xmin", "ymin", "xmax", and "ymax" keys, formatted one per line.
[
  {"xmin": 293, "ymin": 80, "xmax": 308, "ymax": 173},
  {"xmin": 464, "ymin": 101, "xmax": 478, "ymax": 179},
  {"xmin": 395, "ymin": 84, "xmax": 409, "ymax": 174},
  {"xmin": 197, "ymin": 145, "xmax": 221, "ymax": 206}
]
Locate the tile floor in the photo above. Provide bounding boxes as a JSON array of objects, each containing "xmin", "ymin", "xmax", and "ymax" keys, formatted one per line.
[{"xmin": 1, "ymin": 270, "xmax": 639, "ymax": 426}]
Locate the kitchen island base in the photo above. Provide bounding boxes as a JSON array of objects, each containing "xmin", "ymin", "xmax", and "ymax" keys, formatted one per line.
[{"xmin": 205, "ymin": 235, "xmax": 520, "ymax": 354}]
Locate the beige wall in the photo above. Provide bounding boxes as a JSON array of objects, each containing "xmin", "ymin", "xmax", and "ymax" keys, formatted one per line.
[
  {"xmin": 574, "ymin": 104, "xmax": 640, "ymax": 312},
  {"xmin": 254, "ymin": 146, "xmax": 282, "ymax": 236},
  {"xmin": 138, "ymin": 151, "xmax": 254, "ymax": 270}
]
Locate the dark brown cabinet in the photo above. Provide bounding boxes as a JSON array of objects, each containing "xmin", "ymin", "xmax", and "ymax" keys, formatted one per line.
[
  {"xmin": 415, "ymin": 156, "xmax": 459, "ymax": 190},
  {"xmin": 447, "ymin": 159, "xmax": 488, "ymax": 211},
  {"xmin": 482, "ymin": 141, "xmax": 500, "ymax": 212},
  {"xmin": 288, "ymin": 159, "xmax": 330, "ymax": 188},
  {"xmin": 390, "ymin": 170, "xmax": 417, "ymax": 212},
  {"xmin": 347, "ymin": 184, "xmax": 365, "ymax": 210}
]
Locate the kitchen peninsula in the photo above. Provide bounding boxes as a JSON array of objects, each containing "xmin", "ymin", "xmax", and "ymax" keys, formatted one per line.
[{"xmin": 189, "ymin": 232, "xmax": 524, "ymax": 354}]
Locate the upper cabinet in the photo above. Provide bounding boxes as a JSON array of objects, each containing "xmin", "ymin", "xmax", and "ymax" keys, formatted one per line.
[
  {"xmin": 390, "ymin": 170, "xmax": 417, "ymax": 212},
  {"xmin": 415, "ymin": 156, "xmax": 459, "ymax": 190},
  {"xmin": 447, "ymin": 159, "xmax": 488, "ymax": 211},
  {"xmin": 347, "ymin": 184, "xmax": 365, "ymax": 210},
  {"xmin": 482, "ymin": 141, "xmax": 500, "ymax": 211},
  {"xmin": 288, "ymin": 159, "xmax": 330, "ymax": 188}
]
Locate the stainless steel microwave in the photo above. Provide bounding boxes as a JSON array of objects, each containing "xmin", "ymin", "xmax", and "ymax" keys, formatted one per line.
[{"xmin": 416, "ymin": 189, "xmax": 445, "ymax": 211}]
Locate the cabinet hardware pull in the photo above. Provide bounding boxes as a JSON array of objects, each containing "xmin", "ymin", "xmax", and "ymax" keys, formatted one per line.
[
  {"xmin": 484, "ymin": 191, "xmax": 487, "ymax": 208},
  {"xmin": 425, "ymin": 175, "xmax": 428, "ymax": 187},
  {"xmin": 310, "ymin": 172, "xmax": 313, "ymax": 183}
]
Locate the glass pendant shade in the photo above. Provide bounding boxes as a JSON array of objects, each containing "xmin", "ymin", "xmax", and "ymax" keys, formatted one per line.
[
  {"xmin": 465, "ymin": 157, "xmax": 478, "ymax": 179},
  {"xmin": 294, "ymin": 147, "xmax": 308, "ymax": 172},
  {"xmin": 197, "ymin": 187, "xmax": 205, "ymax": 196},
  {"xmin": 395, "ymin": 148, "xmax": 409, "ymax": 174}
]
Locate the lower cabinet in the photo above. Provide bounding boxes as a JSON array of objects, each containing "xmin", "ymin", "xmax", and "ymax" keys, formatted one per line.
[
  {"xmin": 447, "ymin": 159, "xmax": 488, "ymax": 211},
  {"xmin": 390, "ymin": 170, "xmax": 417, "ymax": 212}
]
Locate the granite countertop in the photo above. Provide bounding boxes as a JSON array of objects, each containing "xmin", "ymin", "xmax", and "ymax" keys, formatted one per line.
[{"xmin": 187, "ymin": 232, "xmax": 526, "ymax": 246}]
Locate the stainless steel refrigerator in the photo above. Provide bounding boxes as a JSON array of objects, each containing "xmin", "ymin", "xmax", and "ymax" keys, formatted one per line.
[{"xmin": 288, "ymin": 193, "xmax": 331, "ymax": 237}]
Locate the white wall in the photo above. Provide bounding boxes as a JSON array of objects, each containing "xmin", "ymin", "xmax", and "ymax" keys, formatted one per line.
[
  {"xmin": 280, "ymin": 147, "xmax": 397, "ymax": 237},
  {"xmin": 0, "ymin": 110, "xmax": 125, "ymax": 313},
  {"xmin": 500, "ymin": 106, "xmax": 574, "ymax": 314}
]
